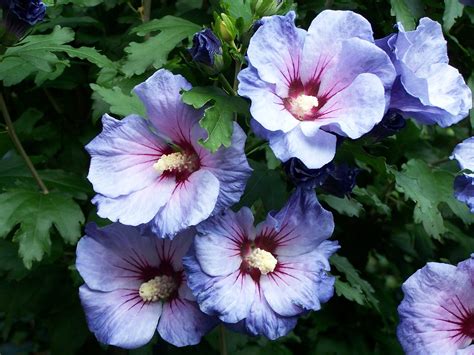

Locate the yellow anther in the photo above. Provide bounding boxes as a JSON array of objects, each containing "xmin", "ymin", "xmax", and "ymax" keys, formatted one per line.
[
  {"xmin": 153, "ymin": 152, "xmax": 196, "ymax": 173},
  {"xmin": 138, "ymin": 275, "xmax": 177, "ymax": 302},
  {"xmin": 245, "ymin": 248, "xmax": 278, "ymax": 275}
]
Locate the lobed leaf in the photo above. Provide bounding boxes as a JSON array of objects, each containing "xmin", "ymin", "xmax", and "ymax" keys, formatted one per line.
[
  {"xmin": 0, "ymin": 189, "xmax": 85, "ymax": 268},
  {"xmin": 122, "ymin": 16, "xmax": 200, "ymax": 76},
  {"xmin": 181, "ymin": 86, "xmax": 249, "ymax": 151}
]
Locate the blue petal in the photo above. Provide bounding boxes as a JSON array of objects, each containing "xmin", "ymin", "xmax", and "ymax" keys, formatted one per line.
[
  {"xmin": 149, "ymin": 169, "xmax": 220, "ymax": 238},
  {"xmin": 133, "ymin": 69, "xmax": 205, "ymax": 144},
  {"xmin": 183, "ymin": 248, "xmax": 256, "ymax": 324},
  {"xmin": 244, "ymin": 291, "xmax": 298, "ymax": 340},
  {"xmin": 79, "ymin": 285, "xmax": 162, "ymax": 349},
  {"xmin": 76, "ymin": 223, "xmax": 159, "ymax": 292},
  {"xmin": 157, "ymin": 298, "xmax": 218, "ymax": 347},
  {"xmin": 200, "ymin": 123, "xmax": 253, "ymax": 214}
]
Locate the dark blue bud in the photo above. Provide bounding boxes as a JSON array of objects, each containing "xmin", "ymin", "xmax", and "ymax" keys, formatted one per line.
[
  {"xmin": 189, "ymin": 28, "xmax": 222, "ymax": 67},
  {"xmin": 1, "ymin": 0, "xmax": 46, "ymax": 41},
  {"xmin": 284, "ymin": 158, "xmax": 359, "ymax": 197},
  {"xmin": 369, "ymin": 109, "xmax": 406, "ymax": 141},
  {"xmin": 284, "ymin": 158, "xmax": 332, "ymax": 188},
  {"xmin": 10, "ymin": 0, "xmax": 46, "ymax": 25},
  {"xmin": 321, "ymin": 163, "xmax": 360, "ymax": 198},
  {"xmin": 460, "ymin": 0, "xmax": 474, "ymax": 6}
]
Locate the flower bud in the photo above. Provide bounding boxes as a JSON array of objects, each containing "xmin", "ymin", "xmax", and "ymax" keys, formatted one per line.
[
  {"xmin": 188, "ymin": 29, "xmax": 224, "ymax": 75},
  {"xmin": 214, "ymin": 13, "xmax": 237, "ymax": 43},
  {"xmin": 1, "ymin": 0, "xmax": 46, "ymax": 44},
  {"xmin": 251, "ymin": 0, "xmax": 283, "ymax": 17},
  {"xmin": 284, "ymin": 158, "xmax": 359, "ymax": 197}
]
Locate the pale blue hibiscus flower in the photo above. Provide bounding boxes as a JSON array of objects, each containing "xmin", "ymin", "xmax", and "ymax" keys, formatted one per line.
[
  {"xmin": 183, "ymin": 188, "xmax": 339, "ymax": 339},
  {"xmin": 76, "ymin": 223, "xmax": 217, "ymax": 349},
  {"xmin": 376, "ymin": 18, "xmax": 472, "ymax": 127},
  {"xmin": 86, "ymin": 69, "xmax": 252, "ymax": 238},
  {"xmin": 238, "ymin": 10, "xmax": 396, "ymax": 168}
]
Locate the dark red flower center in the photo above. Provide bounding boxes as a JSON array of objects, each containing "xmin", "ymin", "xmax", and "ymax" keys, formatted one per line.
[
  {"xmin": 283, "ymin": 78, "xmax": 331, "ymax": 121},
  {"xmin": 440, "ymin": 295, "xmax": 474, "ymax": 342}
]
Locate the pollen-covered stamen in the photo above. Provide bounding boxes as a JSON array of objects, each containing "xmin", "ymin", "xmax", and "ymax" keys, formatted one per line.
[
  {"xmin": 153, "ymin": 152, "xmax": 198, "ymax": 174},
  {"xmin": 138, "ymin": 275, "xmax": 177, "ymax": 302},
  {"xmin": 289, "ymin": 94, "xmax": 319, "ymax": 120},
  {"xmin": 245, "ymin": 248, "xmax": 277, "ymax": 275}
]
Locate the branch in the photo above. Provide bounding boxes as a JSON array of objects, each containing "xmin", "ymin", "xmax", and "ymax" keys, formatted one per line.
[{"xmin": 0, "ymin": 92, "xmax": 49, "ymax": 194}]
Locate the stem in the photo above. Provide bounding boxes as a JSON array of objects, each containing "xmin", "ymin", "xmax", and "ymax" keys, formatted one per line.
[
  {"xmin": 218, "ymin": 73, "xmax": 237, "ymax": 96},
  {"xmin": 219, "ymin": 324, "xmax": 227, "ymax": 355},
  {"xmin": 246, "ymin": 141, "xmax": 267, "ymax": 156},
  {"xmin": 141, "ymin": 0, "xmax": 152, "ymax": 22},
  {"xmin": 0, "ymin": 92, "xmax": 49, "ymax": 194},
  {"xmin": 141, "ymin": 0, "xmax": 152, "ymax": 40},
  {"xmin": 233, "ymin": 61, "xmax": 242, "ymax": 92}
]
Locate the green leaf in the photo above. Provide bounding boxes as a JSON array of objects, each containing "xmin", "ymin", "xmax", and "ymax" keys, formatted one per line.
[
  {"xmin": 390, "ymin": 0, "xmax": 416, "ymax": 30},
  {"xmin": 319, "ymin": 195, "xmax": 364, "ymax": 217},
  {"xmin": 0, "ymin": 26, "xmax": 73, "ymax": 85},
  {"xmin": 0, "ymin": 26, "xmax": 116, "ymax": 86},
  {"xmin": 0, "ymin": 189, "xmax": 85, "ymax": 268},
  {"xmin": 122, "ymin": 16, "xmax": 200, "ymax": 76},
  {"xmin": 392, "ymin": 159, "xmax": 474, "ymax": 239},
  {"xmin": 443, "ymin": 0, "xmax": 464, "ymax": 32},
  {"xmin": 0, "ymin": 153, "xmax": 91, "ymax": 200},
  {"xmin": 353, "ymin": 186, "xmax": 391, "ymax": 217},
  {"xmin": 90, "ymin": 84, "xmax": 145, "ymax": 118},
  {"xmin": 331, "ymin": 255, "xmax": 379, "ymax": 310},
  {"xmin": 182, "ymin": 86, "xmax": 249, "ymax": 151},
  {"xmin": 238, "ymin": 160, "xmax": 288, "ymax": 212},
  {"xmin": 61, "ymin": 45, "xmax": 116, "ymax": 69}
]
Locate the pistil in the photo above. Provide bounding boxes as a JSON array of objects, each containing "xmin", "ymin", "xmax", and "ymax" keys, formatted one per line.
[{"xmin": 289, "ymin": 94, "xmax": 319, "ymax": 120}]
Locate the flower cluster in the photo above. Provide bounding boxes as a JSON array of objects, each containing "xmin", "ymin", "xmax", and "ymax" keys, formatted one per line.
[
  {"xmin": 80, "ymin": 66, "xmax": 339, "ymax": 348},
  {"xmin": 76, "ymin": 8, "xmax": 473, "ymax": 352}
]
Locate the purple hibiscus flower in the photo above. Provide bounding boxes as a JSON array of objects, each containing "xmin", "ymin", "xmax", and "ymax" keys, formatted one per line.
[
  {"xmin": 76, "ymin": 223, "xmax": 217, "ymax": 349},
  {"xmin": 183, "ymin": 188, "xmax": 339, "ymax": 339},
  {"xmin": 238, "ymin": 10, "xmax": 396, "ymax": 168},
  {"xmin": 86, "ymin": 69, "xmax": 252, "ymax": 238},
  {"xmin": 451, "ymin": 137, "xmax": 474, "ymax": 213},
  {"xmin": 376, "ymin": 18, "xmax": 472, "ymax": 128},
  {"xmin": 397, "ymin": 255, "xmax": 474, "ymax": 354}
]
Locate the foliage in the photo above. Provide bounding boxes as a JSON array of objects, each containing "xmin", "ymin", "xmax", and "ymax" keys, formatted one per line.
[{"xmin": 0, "ymin": 0, "xmax": 472, "ymax": 354}]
